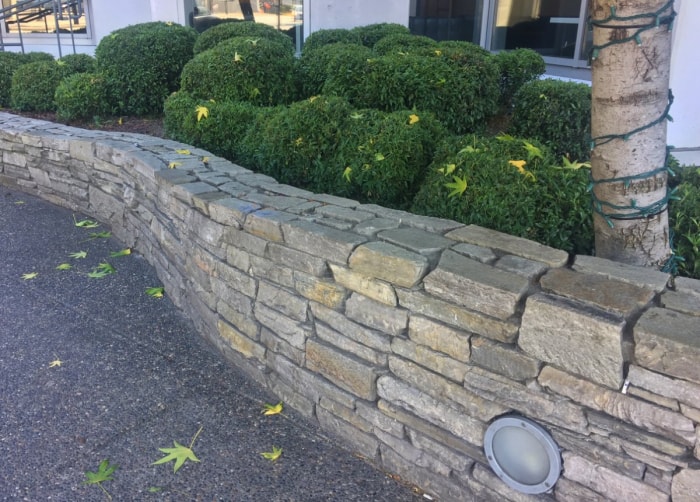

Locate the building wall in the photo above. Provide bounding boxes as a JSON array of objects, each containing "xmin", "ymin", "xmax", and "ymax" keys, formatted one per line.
[{"xmin": 2, "ymin": 112, "xmax": 700, "ymax": 502}]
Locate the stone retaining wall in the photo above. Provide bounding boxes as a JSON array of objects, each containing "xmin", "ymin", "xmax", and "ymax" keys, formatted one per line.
[{"xmin": 1, "ymin": 112, "xmax": 699, "ymax": 501}]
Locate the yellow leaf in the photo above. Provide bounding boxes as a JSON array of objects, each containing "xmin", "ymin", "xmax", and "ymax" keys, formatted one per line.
[
  {"xmin": 261, "ymin": 446, "xmax": 282, "ymax": 462},
  {"xmin": 22, "ymin": 272, "xmax": 38, "ymax": 280},
  {"xmin": 166, "ymin": 21, "xmax": 173, "ymax": 26},
  {"xmin": 49, "ymin": 359, "xmax": 62, "ymax": 368},
  {"xmin": 234, "ymin": 51, "xmax": 243, "ymax": 63},
  {"xmin": 434, "ymin": 50, "xmax": 442, "ymax": 56},
  {"xmin": 202, "ymin": 156, "xmax": 210, "ymax": 164},
  {"xmin": 118, "ymin": 117, "xmax": 123, "ymax": 125},
  {"xmin": 262, "ymin": 402, "xmax": 283, "ymax": 416},
  {"xmin": 509, "ymin": 160, "xmax": 527, "ymax": 171},
  {"xmin": 445, "ymin": 163, "xmax": 456, "ymax": 175},
  {"xmin": 374, "ymin": 153, "xmax": 385, "ymax": 161},
  {"xmin": 343, "ymin": 166, "xmax": 352, "ymax": 183},
  {"xmin": 168, "ymin": 162, "xmax": 181, "ymax": 169},
  {"xmin": 146, "ymin": 286, "xmax": 164, "ymax": 298},
  {"xmin": 176, "ymin": 149, "xmax": 191, "ymax": 155},
  {"xmin": 195, "ymin": 105, "xmax": 209, "ymax": 122},
  {"xmin": 294, "ymin": 137, "xmax": 303, "ymax": 146},
  {"xmin": 408, "ymin": 114, "xmax": 420, "ymax": 125}
]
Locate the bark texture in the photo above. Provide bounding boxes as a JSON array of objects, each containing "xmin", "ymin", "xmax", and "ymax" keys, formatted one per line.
[{"xmin": 590, "ymin": 0, "xmax": 675, "ymax": 267}]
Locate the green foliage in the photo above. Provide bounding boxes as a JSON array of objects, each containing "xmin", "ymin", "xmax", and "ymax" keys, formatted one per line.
[
  {"xmin": 510, "ymin": 78, "xmax": 592, "ymax": 162},
  {"xmin": 58, "ymin": 53, "xmax": 97, "ymax": 74},
  {"xmin": 300, "ymin": 28, "xmax": 361, "ymax": 58},
  {"xmin": 0, "ymin": 52, "xmax": 25, "ymax": 108},
  {"xmin": 493, "ymin": 48, "xmax": 545, "ymax": 108},
  {"xmin": 297, "ymin": 43, "xmax": 373, "ymax": 98},
  {"xmin": 669, "ymin": 165, "xmax": 700, "ymax": 278},
  {"xmin": 54, "ymin": 72, "xmax": 110, "ymax": 121},
  {"xmin": 323, "ymin": 46, "xmax": 499, "ymax": 134},
  {"xmin": 181, "ymin": 37, "xmax": 296, "ymax": 105},
  {"xmin": 411, "ymin": 134, "xmax": 593, "ymax": 253},
  {"xmin": 373, "ymin": 33, "xmax": 437, "ymax": 56},
  {"xmin": 10, "ymin": 60, "xmax": 72, "ymax": 112},
  {"xmin": 350, "ymin": 23, "xmax": 411, "ymax": 48},
  {"xmin": 164, "ymin": 91, "xmax": 263, "ymax": 161},
  {"xmin": 95, "ymin": 22, "xmax": 197, "ymax": 116},
  {"xmin": 193, "ymin": 20, "xmax": 292, "ymax": 54}
]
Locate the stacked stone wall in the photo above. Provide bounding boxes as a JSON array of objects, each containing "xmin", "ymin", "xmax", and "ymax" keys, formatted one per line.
[{"xmin": 1, "ymin": 112, "xmax": 699, "ymax": 501}]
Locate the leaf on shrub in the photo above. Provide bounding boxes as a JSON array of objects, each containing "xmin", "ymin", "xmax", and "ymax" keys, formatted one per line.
[
  {"xmin": 556, "ymin": 156, "xmax": 591, "ymax": 170},
  {"xmin": 509, "ymin": 160, "xmax": 536, "ymax": 182},
  {"xmin": 374, "ymin": 153, "xmax": 385, "ymax": 162},
  {"xmin": 176, "ymin": 149, "xmax": 191, "ymax": 155},
  {"xmin": 445, "ymin": 175, "xmax": 468, "ymax": 198},
  {"xmin": 459, "ymin": 146, "xmax": 480, "ymax": 155},
  {"xmin": 118, "ymin": 117, "xmax": 123, "ymax": 125},
  {"xmin": 522, "ymin": 141, "xmax": 543, "ymax": 160},
  {"xmin": 195, "ymin": 105, "xmax": 209, "ymax": 122},
  {"xmin": 408, "ymin": 114, "xmax": 420, "ymax": 125},
  {"xmin": 246, "ymin": 38, "xmax": 260, "ymax": 46},
  {"xmin": 434, "ymin": 50, "xmax": 442, "ymax": 56},
  {"xmin": 496, "ymin": 133, "xmax": 516, "ymax": 142},
  {"xmin": 437, "ymin": 163, "xmax": 456, "ymax": 176},
  {"xmin": 234, "ymin": 51, "xmax": 243, "ymax": 63},
  {"xmin": 350, "ymin": 112, "xmax": 364, "ymax": 120},
  {"xmin": 169, "ymin": 161, "xmax": 181, "ymax": 169},
  {"xmin": 343, "ymin": 167, "xmax": 352, "ymax": 183}
]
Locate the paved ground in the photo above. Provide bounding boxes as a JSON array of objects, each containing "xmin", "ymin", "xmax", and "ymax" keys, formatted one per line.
[{"xmin": 0, "ymin": 187, "xmax": 420, "ymax": 501}]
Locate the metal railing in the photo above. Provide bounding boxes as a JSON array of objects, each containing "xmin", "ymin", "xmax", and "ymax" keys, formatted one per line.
[{"xmin": 0, "ymin": 0, "xmax": 84, "ymax": 56}]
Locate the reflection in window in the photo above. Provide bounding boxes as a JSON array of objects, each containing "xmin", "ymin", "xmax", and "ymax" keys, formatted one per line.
[
  {"xmin": 1, "ymin": 0, "xmax": 88, "ymax": 36},
  {"xmin": 409, "ymin": 0, "xmax": 483, "ymax": 44},
  {"xmin": 490, "ymin": 0, "xmax": 584, "ymax": 59}
]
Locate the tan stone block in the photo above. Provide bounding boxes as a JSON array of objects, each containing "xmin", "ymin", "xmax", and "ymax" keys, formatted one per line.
[
  {"xmin": 627, "ymin": 365, "xmax": 700, "ymax": 409},
  {"xmin": 306, "ymin": 339, "xmax": 379, "ymax": 400},
  {"xmin": 348, "ymin": 241, "xmax": 429, "ymax": 288},
  {"xmin": 470, "ymin": 337, "xmax": 540, "ymax": 381},
  {"xmin": 329, "ymin": 263, "xmax": 397, "ymax": 306},
  {"xmin": 217, "ymin": 319, "xmax": 265, "ymax": 361},
  {"xmin": 408, "ymin": 315, "xmax": 470, "ymax": 362},
  {"xmin": 293, "ymin": 271, "xmax": 346, "ymax": 309},
  {"xmin": 391, "ymin": 338, "xmax": 468, "ymax": 384}
]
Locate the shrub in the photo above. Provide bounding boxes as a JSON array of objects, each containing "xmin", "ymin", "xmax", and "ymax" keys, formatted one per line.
[
  {"xmin": 300, "ymin": 28, "xmax": 361, "ymax": 57},
  {"xmin": 0, "ymin": 52, "xmax": 55, "ymax": 108},
  {"xmin": 350, "ymin": 23, "xmax": 411, "ymax": 48},
  {"xmin": 193, "ymin": 20, "xmax": 292, "ymax": 54},
  {"xmin": 10, "ymin": 60, "xmax": 72, "ymax": 112},
  {"xmin": 180, "ymin": 36, "xmax": 297, "ymax": 105},
  {"xmin": 297, "ymin": 43, "xmax": 373, "ymax": 98},
  {"xmin": 373, "ymin": 33, "xmax": 437, "ymax": 56},
  {"xmin": 19, "ymin": 52, "xmax": 55, "ymax": 64},
  {"xmin": 95, "ymin": 22, "xmax": 197, "ymax": 116},
  {"xmin": 494, "ymin": 48, "xmax": 545, "ymax": 108},
  {"xmin": 164, "ymin": 91, "xmax": 263, "ymax": 161},
  {"xmin": 510, "ymin": 78, "xmax": 591, "ymax": 162},
  {"xmin": 669, "ymin": 165, "xmax": 700, "ymax": 278},
  {"xmin": 58, "ymin": 53, "xmax": 97, "ymax": 74},
  {"xmin": 411, "ymin": 134, "xmax": 593, "ymax": 253},
  {"xmin": 54, "ymin": 72, "xmax": 110, "ymax": 121}
]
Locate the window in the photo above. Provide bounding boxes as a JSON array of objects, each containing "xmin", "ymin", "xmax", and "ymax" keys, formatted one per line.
[
  {"xmin": 409, "ymin": 0, "xmax": 484, "ymax": 44},
  {"xmin": 1, "ymin": 0, "xmax": 89, "ymax": 37}
]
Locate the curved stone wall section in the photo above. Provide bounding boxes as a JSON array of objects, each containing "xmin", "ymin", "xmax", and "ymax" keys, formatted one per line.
[{"xmin": 1, "ymin": 111, "xmax": 699, "ymax": 501}]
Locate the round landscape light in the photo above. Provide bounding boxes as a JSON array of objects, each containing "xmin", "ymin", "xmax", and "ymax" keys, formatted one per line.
[{"xmin": 483, "ymin": 416, "xmax": 561, "ymax": 494}]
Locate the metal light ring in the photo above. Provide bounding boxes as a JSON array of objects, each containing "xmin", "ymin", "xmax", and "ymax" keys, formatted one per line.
[{"xmin": 483, "ymin": 415, "xmax": 562, "ymax": 495}]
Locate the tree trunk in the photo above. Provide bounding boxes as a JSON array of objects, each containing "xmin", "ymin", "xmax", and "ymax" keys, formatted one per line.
[
  {"xmin": 590, "ymin": 0, "xmax": 675, "ymax": 267},
  {"xmin": 239, "ymin": 0, "xmax": 255, "ymax": 21}
]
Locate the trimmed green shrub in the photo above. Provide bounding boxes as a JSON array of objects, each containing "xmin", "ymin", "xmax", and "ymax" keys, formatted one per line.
[
  {"xmin": 0, "ymin": 52, "xmax": 55, "ymax": 108},
  {"xmin": 350, "ymin": 23, "xmax": 411, "ymax": 48},
  {"xmin": 54, "ymin": 72, "xmax": 110, "ymax": 121},
  {"xmin": 510, "ymin": 78, "xmax": 591, "ymax": 162},
  {"xmin": 669, "ymin": 165, "xmax": 700, "ymax": 278},
  {"xmin": 19, "ymin": 52, "xmax": 55, "ymax": 64},
  {"xmin": 180, "ymin": 36, "xmax": 297, "ymax": 105},
  {"xmin": 58, "ymin": 53, "xmax": 97, "ymax": 74},
  {"xmin": 411, "ymin": 134, "xmax": 593, "ymax": 253},
  {"xmin": 10, "ymin": 60, "xmax": 71, "ymax": 112},
  {"xmin": 164, "ymin": 91, "xmax": 264, "ymax": 161},
  {"xmin": 297, "ymin": 43, "xmax": 373, "ymax": 98},
  {"xmin": 494, "ymin": 48, "xmax": 545, "ymax": 108},
  {"xmin": 95, "ymin": 22, "xmax": 197, "ymax": 116},
  {"xmin": 193, "ymin": 20, "xmax": 292, "ymax": 54},
  {"xmin": 373, "ymin": 33, "xmax": 437, "ymax": 56},
  {"xmin": 300, "ymin": 28, "xmax": 361, "ymax": 57}
]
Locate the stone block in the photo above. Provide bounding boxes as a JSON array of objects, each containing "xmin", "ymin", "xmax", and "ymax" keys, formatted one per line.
[
  {"xmin": 310, "ymin": 302, "xmax": 392, "ymax": 352},
  {"xmin": 243, "ymin": 208, "xmax": 296, "ymax": 242},
  {"xmin": 391, "ymin": 338, "xmax": 468, "ymax": 384},
  {"xmin": 348, "ymin": 241, "xmax": 429, "ymax": 288},
  {"xmin": 329, "ymin": 264, "xmax": 397, "ymax": 306},
  {"xmin": 407, "ymin": 428, "xmax": 473, "ymax": 473},
  {"xmin": 539, "ymin": 366, "xmax": 696, "ymax": 446},
  {"xmin": 562, "ymin": 452, "xmax": 667, "ymax": 502},
  {"xmin": 470, "ymin": 337, "xmax": 540, "ymax": 381},
  {"xmin": 265, "ymin": 372, "xmax": 315, "ymax": 418},
  {"xmin": 306, "ymin": 339, "xmax": 379, "ymax": 401},
  {"xmin": 495, "ymin": 254, "xmax": 548, "ymax": 279},
  {"xmin": 345, "ymin": 293, "xmax": 408, "ymax": 336},
  {"xmin": 314, "ymin": 205, "xmax": 374, "ymax": 223},
  {"xmin": 224, "ymin": 227, "xmax": 268, "ymax": 255},
  {"xmin": 374, "ymin": 428, "xmax": 451, "ymax": 477},
  {"xmin": 377, "ymin": 228, "xmax": 453, "ymax": 263},
  {"xmin": 267, "ymin": 242, "xmax": 328, "ymax": 276},
  {"xmin": 315, "ymin": 405, "xmax": 379, "ymax": 460},
  {"xmin": 317, "ymin": 324, "xmax": 386, "ymax": 366},
  {"xmin": 353, "ymin": 217, "xmax": 400, "ymax": 237},
  {"xmin": 398, "ymin": 288, "xmax": 519, "ymax": 343},
  {"xmin": 451, "ymin": 242, "xmax": 497, "ymax": 264},
  {"xmin": 519, "ymin": 293, "xmax": 626, "ymax": 389},
  {"xmin": 256, "ymin": 281, "xmax": 308, "ymax": 321},
  {"xmin": 355, "ymin": 400, "xmax": 405, "ymax": 438},
  {"xmin": 573, "ymin": 254, "xmax": 670, "ymax": 292},
  {"xmin": 282, "ymin": 219, "xmax": 366, "ymax": 264},
  {"xmin": 293, "ymin": 272, "xmax": 346, "ymax": 309},
  {"xmin": 661, "ymin": 290, "xmax": 700, "ymax": 317},
  {"xmin": 635, "ymin": 308, "xmax": 700, "ymax": 384},
  {"xmin": 217, "ymin": 319, "xmax": 266, "ymax": 361},
  {"xmin": 407, "ymin": 315, "xmax": 471, "ymax": 362},
  {"xmin": 208, "ymin": 197, "xmax": 259, "ymax": 227},
  {"xmin": 249, "ymin": 255, "xmax": 295, "ymax": 288},
  {"xmin": 260, "ymin": 327, "xmax": 305, "ymax": 367},
  {"xmin": 254, "ymin": 302, "xmax": 311, "ymax": 350},
  {"xmin": 446, "ymin": 224, "xmax": 569, "ymax": 267},
  {"xmin": 318, "ymin": 398, "xmax": 373, "ymax": 435},
  {"xmin": 423, "ymin": 250, "xmax": 529, "ymax": 320},
  {"xmin": 216, "ymin": 299, "xmax": 258, "ymax": 340},
  {"xmin": 627, "ymin": 365, "xmax": 700, "ymax": 410},
  {"xmin": 215, "ymin": 261, "xmax": 257, "ymax": 298},
  {"xmin": 541, "ymin": 268, "xmax": 655, "ymax": 316}
]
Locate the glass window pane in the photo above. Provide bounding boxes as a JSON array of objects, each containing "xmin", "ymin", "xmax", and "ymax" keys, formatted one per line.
[
  {"xmin": 2, "ymin": 0, "xmax": 88, "ymax": 35},
  {"xmin": 490, "ymin": 0, "xmax": 583, "ymax": 59},
  {"xmin": 409, "ymin": 0, "xmax": 484, "ymax": 44}
]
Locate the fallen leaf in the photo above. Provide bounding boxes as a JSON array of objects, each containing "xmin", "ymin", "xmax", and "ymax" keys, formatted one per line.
[
  {"xmin": 48, "ymin": 359, "xmax": 62, "ymax": 368},
  {"xmin": 234, "ymin": 51, "xmax": 243, "ymax": 62},
  {"xmin": 69, "ymin": 251, "xmax": 87, "ymax": 259},
  {"xmin": 56, "ymin": 263, "xmax": 72, "ymax": 270},
  {"xmin": 176, "ymin": 149, "xmax": 191, "ymax": 155},
  {"xmin": 84, "ymin": 459, "xmax": 117, "ymax": 485},
  {"xmin": 73, "ymin": 216, "xmax": 100, "ymax": 228},
  {"xmin": 109, "ymin": 248, "xmax": 131, "ymax": 258},
  {"xmin": 22, "ymin": 272, "xmax": 38, "ymax": 280},
  {"xmin": 146, "ymin": 286, "xmax": 164, "ymax": 298},
  {"xmin": 87, "ymin": 262, "xmax": 116, "ymax": 279},
  {"xmin": 261, "ymin": 446, "xmax": 282, "ymax": 462},
  {"xmin": 14, "ymin": 200, "xmax": 25, "ymax": 205},
  {"xmin": 88, "ymin": 231, "xmax": 111, "ymax": 239},
  {"xmin": 169, "ymin": 162, "xmax": 181, "ymax": 169},
  {"xmin": 262, "ymin": 402, "xmax": 283, "ymax": 416},
  {"xmin": 153, "ymin": 427, "xmax": 203, "ymax": 473}
]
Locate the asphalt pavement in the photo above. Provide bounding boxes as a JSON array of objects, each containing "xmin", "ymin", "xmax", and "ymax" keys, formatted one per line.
[{"xmin": 0, "ymin": 187, "xmax": 420, "ymax": 501}]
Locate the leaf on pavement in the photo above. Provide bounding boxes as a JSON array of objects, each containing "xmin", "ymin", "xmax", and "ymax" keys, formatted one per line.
[
  {"xmin": 153, "ymin": 426, "xmax": 203, "ymax": 473},
  {"xmin": 48, "ymin": 359, "xmax": 62, "ymax": 368},
  {"xmin": 261, "ymin": 446, "xmax": 282, "ymax": 462},
  {"xmin": 88, "ymin": 231, "xmax": 111, "ymax": 239},
  {"xmin": 22, "ymin": 272, "xmax": 38, "ymax": 280},
  {"xmin": 56, "ymin": 263, "xmax": 72, "ymax": 270},
  {"xmin": 262, "ymin": 402, "xmax": 283, "ymax": 416},
  {"xmin": 175, "ymin": 149, "xmax": 191, "ymax": 155},
  {"xmin": 109, "ymin": 248, "xmax": 131, "ymax": 258},
  {"xmin": 87, "ymin": 262, "xmax": 116, "ymax": 279},
  {"xmin": 73, "ymin": 215, "xmax": 100, "ymax": 228},
  {"xmin": 146, "ymin": 286, "xmax": 164, "ymax": 298},
  {"xmin": 69, "ymin": 251, "xmax": 88, "ymax": 259},
  {"xmin": 84, "ymin": 458, "xmax": 118, "ymax": 485}
]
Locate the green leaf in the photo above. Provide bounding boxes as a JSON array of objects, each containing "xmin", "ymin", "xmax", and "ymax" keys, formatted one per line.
[
  {"xmin": 69, "ymin": 251, "xmax": 88, "ymax": 259},
  {"xmin": 153, "ymin": 427, "xmax": 203, "ymax": 473},
  {"xmin": 146, "ymin": 286, "xmax": 164, "ymax": 298},
  {"xmin": 56, "ymin": 263, "xmax": 72, "ymax": 270},
  {"xmin": 342, "ymin": 166, "xmax": 352, "ymax": 183},
  {"xmin": 262, "ymin": 402, "xmax": 283, "ymax": 416},
  {"xmin": 556, "ymin": 156, "xmax": 591, "ymax": 170},
  {"xmin": 22, "ymin": 272, "xmax": 38, "ymax": 280},
  {"xmin": 522, "ymin": 141, "xmax": 543, "ymax": 161},
  {"xmin": 444, "ymin": 175, "xmax": 468, "ymax": 198},
  {"xmin": 73, "ymin": 215, "xmax": 100, "ymax": 228},
  {"xmin": 87, "ymin": 262, "xmax": 116, "ymax": 278},
  {"xmin": 84, "ymin": 459, "xmax": 118, "ymax": 485},
  {"xmin": 261, "ymin": 446, "xmax": 283, "ymax": 462},
  {"xmin": 88, "ymin": 231, "xmax": 111, "ymax": 239},
  {"xmin": 109, "ymin": 248, "xmax": 131, "ymax": 258}
]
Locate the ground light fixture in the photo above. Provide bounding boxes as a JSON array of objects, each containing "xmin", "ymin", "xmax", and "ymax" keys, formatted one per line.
[{"xmin": 483, "ymin": 415, "xmax": 562, "ymax": 494}]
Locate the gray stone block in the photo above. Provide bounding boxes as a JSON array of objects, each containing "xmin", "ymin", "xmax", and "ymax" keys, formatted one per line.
[
  {"xmin": 256, "ymin": 281, "xmax": 308, "ymax": 321},
  {"xmin": 282, "ymin": 219, "xmax": 367, "ymax": 264},
  {"xmin": 316, "ymin": 324, "xmax": 386, "ymax": 366},
  {"xmin": 310, "ymin": 302, "xmax": 392, "ymax": 352},
  {"xmin": 254, "ymin": 302, "xmax": 311, "ymax": 350},
  {"xmin": 329, "ymin": 264, "xmax": 397, "ymax": 306},
  {"xmin": 348, "ymin": 241, "xmax": 429, "ymax": 288},
  {"xmin": 408, "ymin": 315, "xmax": 471, "ymax": 362},
  {"xmin": 573, "ymin": 254, "xmax": 670, "ymax": 292},
  {"xmin": 293, "ymin": 271, "xmax": 346, "ymax": 309},
  {"xmin": 391, "ymin": 337, "xmax": 468, "ymax": 383},
  {"xmin": 470, "ymin": 337, "xmax": 540, "ymax": 381},
  {"xmin": 243, "ymin": 208, "xmax": 296, "ymax": 242},
  {"xmin": 345, "ymin": 293, "xmax": 408, "ymax": 336}
]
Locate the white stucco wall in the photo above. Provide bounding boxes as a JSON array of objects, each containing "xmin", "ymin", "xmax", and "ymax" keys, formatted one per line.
[{"xmin": 306, "ymin": 0, "xmax": 408, "ymax": 33}]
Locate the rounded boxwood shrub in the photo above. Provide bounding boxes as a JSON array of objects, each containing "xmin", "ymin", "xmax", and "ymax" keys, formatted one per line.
[
  {"xmin": 510, "ymin": 78, "xmax": 591, "ymax": 161},
  {"xmin": 18, "ymin": 52, "xmax": 55, "ymax": 64},
  {"xmin": 180, "ymin": 36, "xmax": 297, "ymax": 105},
  {"xmin": 0, "ymin": 52, "xmax": 55, "ymax": 108},
  {"xmin": 54, "ymin": 72, "xmax": 110, "ymax": 121},
  {"xmin": 95, "ymin": 22, "xmax": 197, "ymax": 116},
  {"xmin": 193, "ymin": 20, "xmax": 292, "ymax": 54},
  {"xmin": 58, "ymin": 53, "xmax": 97, "ymax": 74},
  {"xmin": 10, "ymin": 60, "xmax": 72, "ymax": 112},
  {"xmin": 300, "ymin": 28, "xmax": 361, "ymax": 58},
  {"xmin": 350, "ymin": 23, "xmax": 411, "ymax": 48},
  {"xmin": 411, "ymin": 134, "xmax": 593, "ymax": 253},
  {"xmin": 494, "ymin": 48, "xmax": 545, "ymax": 108},
  {"xmin": 298, "ymin": 43, "xmax": 373, "ymax": 98},
  {"xmin": 373, "ymin": 33, "xmax": 437, "ymax": 56},
  {"xmin": 164, "ymin": 91, "xmax": 263, "ymax": 161}
]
